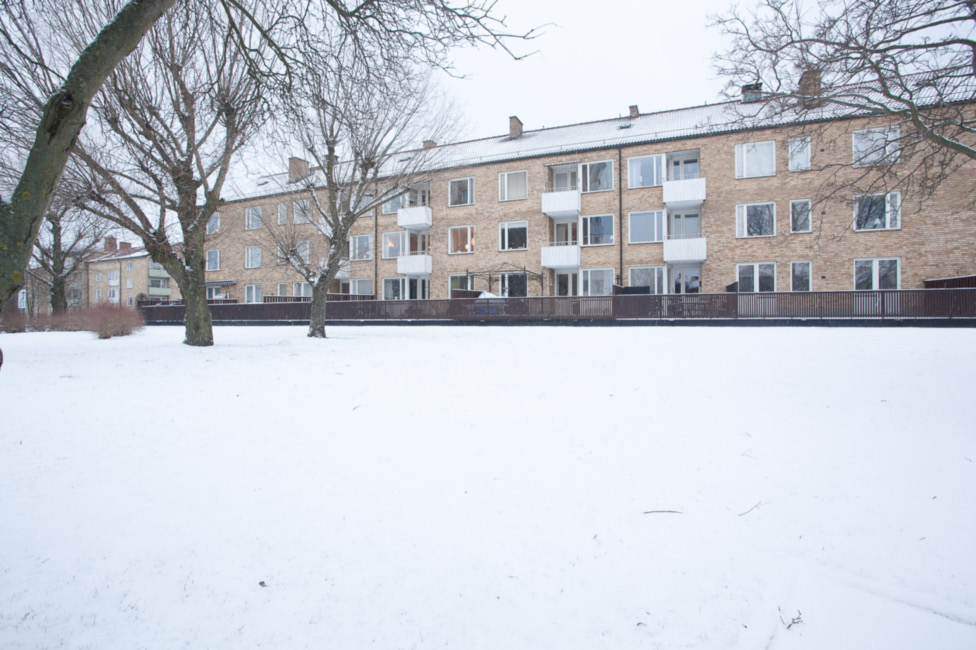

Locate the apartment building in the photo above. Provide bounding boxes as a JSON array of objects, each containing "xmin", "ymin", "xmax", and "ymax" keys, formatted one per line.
[
  {"xmin": 209, "ymin": 91, "xmax": 976, "ymax": 302},
  {"xmin": 88, "ymin": 236, "xmax": 182, "ymax": 306}
]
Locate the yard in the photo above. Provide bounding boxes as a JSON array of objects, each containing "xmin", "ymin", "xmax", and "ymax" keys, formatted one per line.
[{"xmin": 1, "ymin": 325, "xmax": 974, "ymax": 649}]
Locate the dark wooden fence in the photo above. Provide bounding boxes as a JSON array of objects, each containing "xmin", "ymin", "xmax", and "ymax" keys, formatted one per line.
[{"xmin": 138, "ymin": 288, "xmax": 976, "ymax": 325}]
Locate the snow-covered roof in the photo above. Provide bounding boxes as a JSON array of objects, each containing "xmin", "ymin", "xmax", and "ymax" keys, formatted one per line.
[{"xmin": 89, "ymin": 247, "xmax": 150, "ymax": 263}]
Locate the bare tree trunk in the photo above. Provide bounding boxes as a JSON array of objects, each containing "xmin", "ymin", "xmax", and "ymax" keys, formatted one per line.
[
  {"xmin": 50, "ymin": 279, "xmax": 68, "ymax": 315},
  {"xmin": 0, "ymin": 0, "xmax": 175, "ymax": 307},
  {"xmin": 181, "ymin": 271, "xmax": 213, "ymax": 346},
  {"xmin": 308, "ymin": 279, "xmax": 330, "ymax": 338}
]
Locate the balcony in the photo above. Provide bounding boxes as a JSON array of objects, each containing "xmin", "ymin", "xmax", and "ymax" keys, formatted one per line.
[
  {"xmin": 663, "ymin": 235, "xmax": 707, "ymax": 263},
  {"xmin": 663, "ymin": 176, "xmax": 706, "ymax": 209},
  {"xmin": 148, "ymin": 286, "xmax": 172, "ymax": 297},
  {"xmin": 397, "ymin": 252, "xmax": 432, "ymax": 276},
  {"xmin": 541, "ymin": 242, "xmax": 581, "ymax": 269},
  {"xmin": 335, "ymin": 259, "xmax": 351, "ymax": 280},
  {"xmin": 148, "ymin": 266, "xmax": 169, "ymax": 278},
  {"xmin": 397, "ymin": 206, "xmax": 432, "ymax": 231},
  {"xmin": 541, "ymin": 189, "xmax": 581, "ymax": 218}
]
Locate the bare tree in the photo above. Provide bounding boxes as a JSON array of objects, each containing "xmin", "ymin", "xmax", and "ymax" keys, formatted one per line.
[
  {"xmin": 265, "ymin": 52, "xmax": 456, "ymax": 338},
  {"xmin": 712, "ymin": 0, "xmax": 976, "ymax": 202}
]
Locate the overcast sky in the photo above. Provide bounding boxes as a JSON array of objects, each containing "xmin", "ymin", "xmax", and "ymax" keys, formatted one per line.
[{"xmin": 436, "ymin": 0, "xmax": 743, "ymax": 142}]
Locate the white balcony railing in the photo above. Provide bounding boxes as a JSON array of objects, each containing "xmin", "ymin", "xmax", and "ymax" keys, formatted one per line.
[
  {"xmin": 397, "ymin": 252, "xmax": 432, "ymax": 276},
  {"xmin": 335, "ymin": 259, "xmax": 351, "ymax": 280},
  {"xmin": 663, "ymin": 176, "xmax": 706, "ymax": 208},
  {"xmin": 663, "ymin": 235, "xmax": 707, "ymax": 263},
  {"xmin": 397, "ymin": 206, "xmax": 432, "ymax": 231},
  {"xmin": 541, "ymin": 242, "xmax": 580, "ymax": 269},
  {"xmin": 148, "ymin": 286, "xmax": 172, "ymax": 296},
  {"xmin": 541, "ymin": 189, "xmax": 581, "ymax": 218}
]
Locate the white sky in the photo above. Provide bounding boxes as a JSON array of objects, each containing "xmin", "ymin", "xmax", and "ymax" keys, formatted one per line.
[{"xmin": 437, "ymin": 0, "xmax": 743, "ymax": 142}]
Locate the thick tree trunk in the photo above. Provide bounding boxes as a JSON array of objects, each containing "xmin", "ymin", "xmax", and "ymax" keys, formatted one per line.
[
  {"xmin": 50, "ymin": 278, "xmax": 68, "ymax": 315},
  {"xmin": 180, "ymin": 256, "xmax": 213, "ymax": 347},
  {"xmin": 0, "ymin": 0, "xmax": 175, "ymax": 307},
  {"xmin": 308, "ymin": 279, "xmax": 330, "ymax": 338}
]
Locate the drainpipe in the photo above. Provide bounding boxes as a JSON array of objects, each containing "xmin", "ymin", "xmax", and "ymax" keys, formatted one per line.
[
  {"xmin": 617, "ymin": 146, "xmax": 624, "ymax": 286},
  {"xmin": 373, "ymin": 206, "xmax": 378, "ymax": 299}
]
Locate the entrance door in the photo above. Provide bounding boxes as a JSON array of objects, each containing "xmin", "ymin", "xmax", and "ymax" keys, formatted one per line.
[
  {"xmin": 670, "ymin": 265, "xmax": 702, "ymax": 294},
  {"xmin": 407, "ymin": 277, "xmax": 429, "ymax": 300},
  {"xmin": 555, "ymin": 272, "xmax": 578, "ymax": 296}
]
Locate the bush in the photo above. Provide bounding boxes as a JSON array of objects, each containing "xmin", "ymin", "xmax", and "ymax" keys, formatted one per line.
[{"xmin": 78, "ymin": 304, "xmax": 146, "ymax": 339}]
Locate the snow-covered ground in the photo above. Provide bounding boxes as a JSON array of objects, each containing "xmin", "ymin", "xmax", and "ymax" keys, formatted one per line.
[{"xmin": 2, "ymin": 325, "xmax": 975, "ymax": 649}]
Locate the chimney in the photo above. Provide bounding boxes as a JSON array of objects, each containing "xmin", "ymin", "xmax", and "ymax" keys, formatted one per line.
[
  {"xmin": 288, "ymin": 157, "xmax": 310, "ymax": 183},
  {"xmin": 629, "ymin": 105, "xmax": 640, "ymax": 117},
  {"xmin": 423, "ymin": 139, "xmax": 437, "ymax": 150},
  {"xmin": 104, "ymin": 235, "xmax": 117, "ymax": 252},
  {"xmin": 798, "ymin": 69, "xmax": 822, "ymax": 107},
  {"xmin": 741, "ymin": 82, "xmax": 763, "ymax": 103},
  {"xmin": 119, "ymin": 242, "xmax": 132, "ymax": 250},
  {"xmin": 509, "ymin": 115, "xmax": 523, "ymax": 139}
]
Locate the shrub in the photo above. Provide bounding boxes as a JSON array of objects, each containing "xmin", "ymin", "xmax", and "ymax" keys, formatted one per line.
[{"xmin": 79, "ymin": 304, "xmax": 146, "ymax": 339}]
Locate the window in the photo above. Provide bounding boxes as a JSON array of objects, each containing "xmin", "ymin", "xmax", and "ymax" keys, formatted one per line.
[
  {"xmin": 351, "ymin": 278, "xmax": 372, "ymax": 296},
  {"xmin": 293, "ymin": 281, "xmax": 311, "ymax": 297},
  {"xmin": 95, "ymin": 272, "xmax": 102, "ymax": 282},
  {"xmin": 582, "ymin": 214, "xmax": 613, "ymax": 246},
  {"xmin": 206, "ymin": 286, "xmax": 225, "ymax": 300},
  {"xmin": 670, "ymin": 211, "xmax": 700, "ymax": 238},
  {"xmin": 628, "ymin": 154, "xmax": 665, "ymax": 188},
  {"xmin": 245, "ymin": 245, "xmax": 262, "ymax": 269},
  {"xmin": 449, "ymin": 274, "xmax": 474, "ymax": 293},
  {"xmin": 791, "ymin": 261, "xmax": 811, "ymax": 292},
  {"xmin": 855, "ymin": 192, "xmax": 900, "ymax": 231},
  {"xmin": 293, "ymin": 199, "xmax": 312, "ymax": 224},
  {"xmin": 207, "ymin": 212, "xmax": 221, "ymax": 234},
  {"xmin": 448, "ymin": 178, "xmax": 474, "ymax": 206},
  {"xmin": 107, "ymin": 288, "xmax": 119, "ymax": 302},
  {"xmin": 276, "ymin": 202, "xmax": 288, "ymax": 225},
  {"xmin": 499, "ymin": 221, "xmax": 527, "ymax": 251},
  {"xmin": 125, "ymin": 261, "xmax": 133, "ymax": 271},
  {"xmin": 789, "ymin": 137, "xmax": 811, "ymax": 172},
  {"xmin": 350, "ymin": 234, "xmax": 372, "ymax": 261},
  {"xmin": 277, "ymin": 282, "xmax": 287, "ymax": 296},
  {"xmin": 549, "ymin": 163, "xmax": 577, "ymax": 191},
  {"xmin": 245, "ymin": 284, "xmax": 262, "ymax": 303},
  {"xmin": 127, "ymin": 297, "xmax": 133, "ymax": 306},
  {"xmin": 448, "ymin": 226, "xmax": 474, "ymax": 254},
  {"xmin": 149, "ymin": 278, "xmax": 169, "ymax": 289},
  {"xmin": 206, "ymin": 249, "xmax": 220, "ymax": 271},
  {"xmin": 382, "ymin": 194, "xmax": 402, "ymax": 214},
  {"xmin": 737, "ymin": 263, "xmax": 776, "ymax": 292},
  {"xmin": 499, "ymin": 272, "xmax": 527, "ymax": 297},
  {"xmin": 855, "ymin": 258, "xmax": 900, "ymax": 290},
  {"xmin": 669, "ymin": 152, "xmax": 700, "ymax": 180},
  {"xmin": 95, "ymin": 289, "xmax": 102, "ymax": 300},
  {"xmin": 382, "ymin": 187, "xmax": 430, "ymax": 214},
  {"xmin": 853, "ymin": 126, "xmax": 900, "ymax": 167},
  {"xmin": 581, "ymin": 160, "xmax": 613, "ymax": 192},
  {"xmin": 382, "ymin": 232, "xmax": 406, "ymax": 259},
  {"xmin": 629, "ymin": 266, "xmax": 665, "ymax": 294},
  {"xmin": 735, "ymin": 140, "xmax": 776, "ymax": 178},
  {"xmin": 296, "ymin": 240, "xmax": 310, "ymax": 264},
  {"xmin": 150, "ymin": 261, "xmax": 164, "ymax": 271},
  {"xmin": 245, "ymin": 206, "xmax": 263, "ymax": 230},
  {"xmin": 108, "ymin": 271, "xmax": 119, "ymax": 286},
  {"xmin": 125, "ymin": 278, "xmax": 133, "ymax": 289},
  {"xmin": 581, "ymin": 268, "xmax": 614, "ymax": 296},
  {"xmin": 498, "ymin": 171, "xmax": 528, "ymax": 201},
  {"xmin": 736, "ymin": 202, "xmax": 776, "ymax": 238},
  {"xmin": 629, "ymin": 211, "xmax": 665, "ymax": 243},
  {"xmin": 383, "ymin": 277, "xmax": 430, "ymax": 300},
  {"xmin": 790, "ymin": 199, "xmax": 812, "ymax": 233}
]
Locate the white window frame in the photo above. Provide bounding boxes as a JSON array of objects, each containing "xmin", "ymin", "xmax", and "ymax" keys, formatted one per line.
[
  {"xmin": 581, "ymin": 160, "xmax": 613, "ymax": 193},
  {"xmin": 296, "ymin": 240, "xmax": 311, "ymax": 264},
  {"xmin": 449, "ymin": 274, "xmax": 474, "ymax": 293},
  {"xmin": 277, "ymin": 282, "xmax": 288, "ymax": 296},
  {"xmin": 735, "ymin": 202, "xmax": 776, "ymax": 238},
  {"xmin": 95, "ymin": 272, "xmax": 102, "ymax": 282},
  {"xmin": 855, "ymin": 257, "xmax": 901, "ymax": 290},
  {"xmin": 95, "ymin": 289, "xmax": 102, "ymax": 300},
  {"xmin": 350, "ymin": 278, "xmax": 372, "ymax": 296},
  {"xmin": 581, "ymin": 214, "xmax": 614, "ymax": 246},
  {"xmin": 293, "ymin": 199, "xmax": 312, "ymax": 224},
  {"xmin": 790, "ymin": 199, "xmax": 812, "ymax": 234},
  {"xmin": 126, "ymin": 278, "xmax": 133, "ymax": 289},
  {"xmin": 735, "ymin": 140, "xmax": 776, "ymax": 178},
  {"xmin": 788, "ymin": 136, "xmax": 811, "ymax": 172},
  {"xmin": 448, "ymin": 225, "xmax": 475, "ymax": 254},
  {"xmin": 448, "ymin": 177, "xmax": 474, "ymax": 207},
  {"xmin": 207, "ymin": 212, "xmax": 221, "ymax": 234},
  {"xmin": 206, "ymin": 249, "xmax": 220, "ymax": 271},
  {"xmin": 628, "ymin": 266, "xmax": 666, "ymax": 294},
  {"xmin": 108, "ymin": 271, "xmax": 119, "ymax": 286},
  {"xmin": 499, "ymin": 271, "xmax": 529, "ymax": 297},
  {"xmin": 382, "ymin": 231, "xmax": 407, "ymax": 259},
  {"xmin": 245, "ymin": 245, "xmax": 262, "ymax": 269},
  {"xmin": 853, "ymin": 126, "xmax": 901, "ymax": 167},
  {"xmin": 293, "ymin": 281, "xmax": 311, "ymax": 297},
  {"xmin": 629, "ymin": 210, "xmax": 665, "ymax": 244},
  {"xmin": 245, "ymin": 206, "xmax": 263, "ymax": 230},
  {"xmin": 581, "ymin": 268, "xmax": 614, "ymax": 296},
  {"xmin": 277, "ymin": 202, "xmax": 288, "ymax": 225},
  {"xmin": 126, "ymin": 297, "xmax": 133, "ymax": 306},
  {"xmin": 790, "ymin": 261, "xmax": 812, "ymax": 292},
  {"xmin": 854, "ymin": 192, "xmax": 901, "ymax": 231},
  {"xmin": 349, "ymin": 234, "xmax": 373, "ymax": 261},
  {"xmin": 149, "ymin": 278, "xmax": 169, "ymax": 289},
  {"xmin": 498, "ymin": 220, "xmax": 528, "ymax": 251},
  {"xmin": 245, "ymin": 284, "xmax": 262, "ymax": 303},
  {"xmin": 737, "ymin": 262, "xmax": 777, "ymax": 293},
  {"xmin": 107, "ymin": 288, "xmax": 119, "ymax": 302},
  {"xmin": 628, "ymin": 154, "xmax": 665, "ymax": 188},
  {"xmin": 498, "ymin": 170, "xmax": 528, "ymax": 202},
  {"xmin": 125, "ymin": 261, "xmax": 133, "ymax": 271}
]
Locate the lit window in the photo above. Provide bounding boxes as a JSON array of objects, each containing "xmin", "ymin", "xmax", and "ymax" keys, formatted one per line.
[
  {"xmin": 448, "ymin": 178, "xmax": 474, "ymax": 206},
  {"xmin": 382, "ymin": 232, "xmax": 406, "ymax": 259},
  {"xmin": 737, "ymin": 262, "xmax": 776, "ymax": 292},
  {"xmin": 448, "ymin": 226, "xmax": 474, "ymax": 254},
  {"xmin": 735, "ymin": 140, "xmax": 776, "ymax": 178},
  {"xmin": 498, "ymin": 171, "xmax": 528, "ymax": 201},
  {"xmin": 854, "ymin": 192, "xmax": 900, "ymax": 231},
  {"xmin": 499, "ymin": 221, "xmax": 527, "ymax": 251},
  {"xmin": 735, "ymin": 202, "xmax": 776, "ymax": 238}
]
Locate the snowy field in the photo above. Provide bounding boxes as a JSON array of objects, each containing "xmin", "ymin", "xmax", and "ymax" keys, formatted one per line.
[{"xmin": 1, "ymin": 324, "xmax": 975, "ymax": 649}]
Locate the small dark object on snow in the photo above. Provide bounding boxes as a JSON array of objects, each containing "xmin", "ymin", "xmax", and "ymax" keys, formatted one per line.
[{"xmin": 259, "ymin": 581, "xmax": 267, "ymax": 587}]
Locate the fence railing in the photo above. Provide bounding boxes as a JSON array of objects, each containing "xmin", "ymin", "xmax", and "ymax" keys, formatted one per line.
[{"xmin": 138, "ymin": 289, "xmax": 976, "ymax": 324}]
